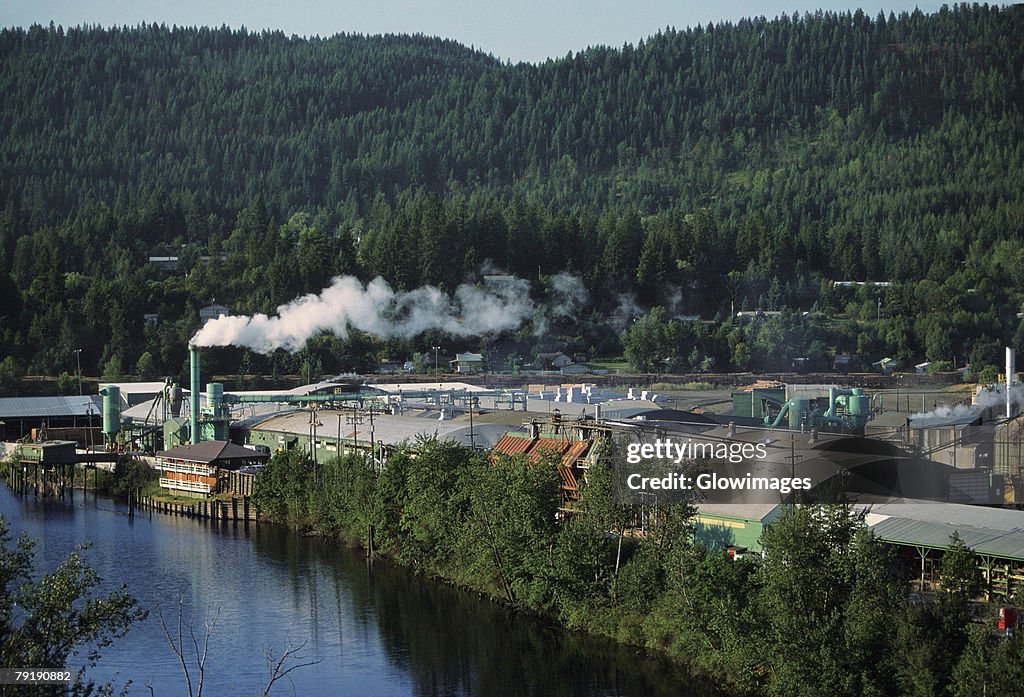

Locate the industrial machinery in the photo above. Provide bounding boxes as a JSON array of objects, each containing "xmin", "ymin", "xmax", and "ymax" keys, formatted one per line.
[
  {"xmin": 732, "ymin": 383, "xmax": 871, "ymax": 434},
  {"xmin": 762, "ymin": 387, "xmax": 871, "ymax": 433}
]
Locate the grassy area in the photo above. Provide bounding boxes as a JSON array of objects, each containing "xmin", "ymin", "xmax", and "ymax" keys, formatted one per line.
[
  {"xmin": 651, "ymin": 381, "xmax": 714, "ymax": 391},
  {"xmin": 589, "ymin": 359, "xmax": 631, "ymax": 373}
]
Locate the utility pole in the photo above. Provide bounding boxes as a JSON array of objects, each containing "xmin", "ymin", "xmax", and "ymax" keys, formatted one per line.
[
  {"xmin": 432, "ymin": 345, "xmax": 441, "ymax": 378},
  {"xmin": 787, "ymin": 432, "xmax": 803, "ymax": 495},
  {"xmin": 346, "ymin": 407, "xmax": 364, "ymax": 454},
  {"xmin": 468, "ymin": 396, "xmax": 478, "ymax": 449},
  {"xmin": 73, "ymin": 348, "xmax": 83, "ymax": 395},
  {"xmin": 85, "ymin": 403, "xmax": 94, "ymax": 452},
  {"xmin": 308, "ymin": 408, "xmax": 322, "ymax": 482},
  {"xmin": 367, "ymin": 408, "xmax": 376, "ymax": 468}
]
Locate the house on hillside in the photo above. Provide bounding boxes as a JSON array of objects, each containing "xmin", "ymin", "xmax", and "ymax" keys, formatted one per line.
[
  {"xmin": 199, "ymin": 303, "xmax": 233, "ymax": 325},
  {"xmin": 873, "ymin": 357, "xmax": 897, "ymax": 375},
  {"xmin": 450, "ymin": 353, "xmax": 485, "ymax": 373},
  {"xmin": 535, "ymin": 352, "xmax": 573, "ymax": 370},
  {"xmin": 833, "ymin": 354, "xmax": 857, "ymax": 373}
]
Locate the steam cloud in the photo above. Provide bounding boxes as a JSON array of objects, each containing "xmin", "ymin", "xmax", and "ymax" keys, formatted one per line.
[
  {"xmin": 191, "ymin": 275, "xmax": 534, "ymax": 353},
  {"xmin": 609, "ymin": 293, "xmax": 644, "ymax": 333},
  {"xmin": 533, "ymin": 272, "xmax": 591, "ymax": 335},
  {"xmin": 910, "ymin": 383, "xmax": 1024, "ymax": 425},
  {"xmin": 547, "ymin": 272, "xmax": 589, "ymax": 318}
]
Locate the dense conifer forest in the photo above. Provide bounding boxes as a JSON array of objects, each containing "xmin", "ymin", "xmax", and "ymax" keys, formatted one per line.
[{"xmin": 0, "ymin": 4, "xmax": 1022, "ymax": 384}]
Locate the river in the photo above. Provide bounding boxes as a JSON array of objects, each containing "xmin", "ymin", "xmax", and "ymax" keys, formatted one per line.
[{"xmin": 0, "ymin": 487, "xmax": 716, "ymax": 696}]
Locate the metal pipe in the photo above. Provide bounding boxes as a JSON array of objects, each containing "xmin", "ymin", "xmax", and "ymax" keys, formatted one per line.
[{"xmin": 190, "ymin": 345, "xmax": 200, "ymax": 444}]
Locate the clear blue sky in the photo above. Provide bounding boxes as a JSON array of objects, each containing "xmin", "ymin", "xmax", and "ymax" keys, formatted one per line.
[{"xmin": 2, "ymin": 1, "xmax": 951, "ymax": 63}]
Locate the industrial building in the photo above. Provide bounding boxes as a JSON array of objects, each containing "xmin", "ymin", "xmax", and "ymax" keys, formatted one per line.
[
  {"xmin": 865, "ymin": 500, "xmax": 1024, "ymax": 599},
  {"xmin": 155, "ymin": 440, "xmax": 268, "ymax": 496},
  {"xmin": 491, "ymin": 430, "xmax": 598, "ymax": 513},
  {"xmin": 689, "ymin": 498, "xmax": 1024, "ymax": 599},
  {"xmin": 694, "ymin": 503, "xmax": 783, "ymax": 551},
  {"xmin": 0, "ymin": 394, "xmax": 102, "ymax": 442},
  {"xmin": 5, "ymin": 340, "xmax": 1024, "ymax": 601}
]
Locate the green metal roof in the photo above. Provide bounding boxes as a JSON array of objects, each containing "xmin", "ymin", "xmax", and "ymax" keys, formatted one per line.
[{"xmin": 868, "ymin": 513, "xmax": 1024, "ymax": 562}]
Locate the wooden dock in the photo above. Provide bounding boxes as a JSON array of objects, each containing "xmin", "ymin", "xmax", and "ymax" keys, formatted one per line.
[{"xmin": 140, "ymin": 494, "xmax": 259, "ymax": 522}]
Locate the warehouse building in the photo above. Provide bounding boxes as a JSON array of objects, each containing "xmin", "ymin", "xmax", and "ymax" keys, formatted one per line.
[
  {"xmin": 864, "ymin": 500, "xmax": 1024, "ymax": 600},
  {"xmin": 0, "ymin": 394, "xmax": 102, "ymax": 443}
]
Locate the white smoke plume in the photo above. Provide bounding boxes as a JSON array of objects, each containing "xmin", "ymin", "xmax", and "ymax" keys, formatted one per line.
[
  {"xmin": 609, "ymin": 293, "xmax": 644, "ymax": 333},
  {"xmin": 191, "ymin": 275, "xmax": 533, "ymax": 353},
  {"xmin": 663, "ymin": 284, "xmax": 685, "ymax": 318},
  {"xmin": 909, "ymin": 383, "xmax": 1024, "ymax": 425},
  {"xmin": 547, "ymin": 272, "xmax": 589, "ymax": 318}
]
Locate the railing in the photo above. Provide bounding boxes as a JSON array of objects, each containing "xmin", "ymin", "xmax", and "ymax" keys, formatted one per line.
[
  {"xmin": 156, "ymin": 459, "xmax": 214, "ymax": 476},
  {"xmin": 159, "ymin": 477, "xmax": 211, "ymax": 494}
]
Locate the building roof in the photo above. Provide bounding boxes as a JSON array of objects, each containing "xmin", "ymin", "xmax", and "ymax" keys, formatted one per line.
[
  {"xmin": 908, "ymin": 411, "xmax": 983, "ymax": 429},
  {"xmin": 370, "ymin": 381, "xmax": 491, "ymax": 394},
  {"xmin": 157, "ymin": 440, "xmax": 268, "ymax": 463},
  {"xmin": 491, "ymin": 433, "xmax": 593, "ymax": 494},
  {"xmin": 602, "ymin": 399, "xmax": 661, "ymax": 419},
  {"xmin": 491, "ymin": 434, "xmax": 591, "ymax": 467},
  {"xmin": 242, "ymin": 408, "xmax": 482, "ymax": 446},
  {"xmin": 452, "ymin": 353, "xmax": 484, "ymax": 362},
  {"xmin": 695, "ymin": 502, "xmax": 782, "ymax": 523},
  {"xmin": 864, "ymin": 500, "xmax": 1024, "ymax": 561},
  {"xmin": 99, "ymin": 381, "xmax": 169, "ymax": 396},
  {"xmin": 0, "ymin": 395, "xmax": 102, "ymax": 419}
]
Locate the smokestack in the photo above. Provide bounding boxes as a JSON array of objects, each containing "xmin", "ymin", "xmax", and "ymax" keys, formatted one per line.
[
  {"xmin": 1007, "ymin": 347, "xmax": 1016, "ymax": 419},
  {"xmin": 190, "ymin": 345, "xmax": 200, "ymax": 444}
]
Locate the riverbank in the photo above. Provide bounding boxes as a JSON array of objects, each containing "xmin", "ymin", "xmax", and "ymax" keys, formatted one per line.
[
  {"xmin": 0, "ymin": 479, "xmax": 713, "ymax": 696},
  {"xmin": 250, "ymin": 441, "xmax": 1023, "ymax": 697},
  {"xmin": 249, "ymin": 441, "xmax": 767, "ymax": 694}
]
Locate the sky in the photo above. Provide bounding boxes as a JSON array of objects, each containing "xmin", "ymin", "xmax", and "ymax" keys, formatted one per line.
[{"xmin": 2, "ymin": 1, "xmax": 952, "ymax": 63}]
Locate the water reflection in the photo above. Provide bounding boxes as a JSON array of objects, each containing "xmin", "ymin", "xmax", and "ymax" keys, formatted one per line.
[{"xmin": 2, "ymin": 489, "xmax": 719, "ymax": 696}]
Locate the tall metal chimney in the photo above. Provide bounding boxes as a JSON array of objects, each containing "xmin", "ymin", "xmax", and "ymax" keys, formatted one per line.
[
  {"xmin": 1007, "ymin": 347, "xmax": 1016, "ymax": 419},
  {"xmin": 190, "ymin": 345, "xmax": 200, "ymax": 444}
]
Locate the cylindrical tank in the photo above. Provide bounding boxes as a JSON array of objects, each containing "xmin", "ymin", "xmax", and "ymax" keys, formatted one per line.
[
  {"xmin": 848, "ymin": 389, "xmax": 867, "ymax": 415},
  {"xmin": 206, "ymin": 382, "xmax": 223, "ymax": 414},
  {"xmin": 170, "ymin": 384, "xmax": 183, "ymax": 418},
  {"xmin": 190, "ymin": 345, "xmax": 200, "ymax": 444},
  {"xmin": 847, "ymin": 389, "xmax": 870, "ymax": 431},
  {"xmin": 789, "ymin": 398, "xmax": 809, "ymax": 430},
  {"xmin": 100, "ymin": 385, "xmax": 121, "ymax": 437}
]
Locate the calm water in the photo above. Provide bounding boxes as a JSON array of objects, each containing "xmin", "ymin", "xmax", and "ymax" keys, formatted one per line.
[{"xmin": 0, "ymin": 487, "xmax": 714, "ymax": 697}]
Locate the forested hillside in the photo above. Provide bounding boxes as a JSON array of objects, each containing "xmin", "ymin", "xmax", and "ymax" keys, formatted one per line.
[{"xmin": 0, "ymin": 4, "xmax": 1022, "ymax": 385}]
